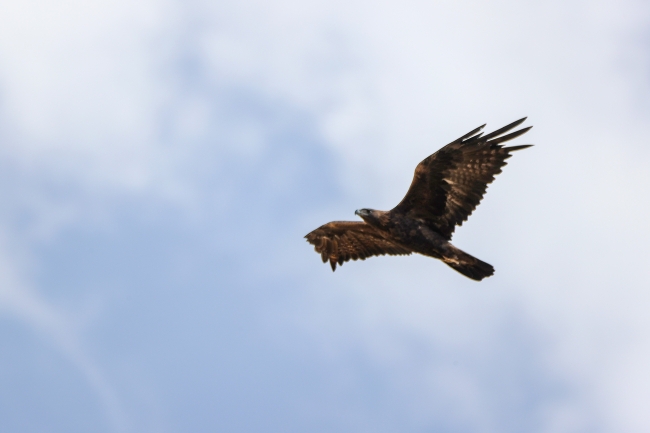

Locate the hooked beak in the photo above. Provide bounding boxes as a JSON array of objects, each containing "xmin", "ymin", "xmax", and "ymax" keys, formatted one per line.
[{"xmin": 355, "ymin": 209, "xmax": 361, "ymax": 217}]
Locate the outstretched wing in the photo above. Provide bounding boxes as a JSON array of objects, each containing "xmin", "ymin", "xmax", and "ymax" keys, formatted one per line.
[
  {"xmin": 392, "ymin": 118, "xmax": 532, "ymax": 240},
  {"xmin": 305, "ymin": 221, "xmax": 412, "ymax": 271}
]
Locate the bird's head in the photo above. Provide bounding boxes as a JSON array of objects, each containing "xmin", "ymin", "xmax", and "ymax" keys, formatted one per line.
[{"xmin": 355, "ymin": 208, "xmax": 383, "ymax": 226}]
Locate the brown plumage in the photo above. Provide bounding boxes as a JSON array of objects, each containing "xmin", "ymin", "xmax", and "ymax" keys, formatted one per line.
[{"xmin": 305, "ymin": 118, "xmax": 532, "ymax": 280}]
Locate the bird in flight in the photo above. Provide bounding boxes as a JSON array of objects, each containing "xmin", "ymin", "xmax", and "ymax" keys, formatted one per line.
[{"xmin": 305, "ymin": 118, "xmax": 532, "ymax": 281}]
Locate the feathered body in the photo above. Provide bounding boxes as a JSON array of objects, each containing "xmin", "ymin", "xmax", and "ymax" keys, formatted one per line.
[{"xmin": 305, "ymin": 118, "xmax": 532, "ymax": 281}]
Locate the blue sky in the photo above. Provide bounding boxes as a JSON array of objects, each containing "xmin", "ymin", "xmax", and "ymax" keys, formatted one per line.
[{"xmin": 0, "ymin": 0, "xmax": 649, "ymax": 432}]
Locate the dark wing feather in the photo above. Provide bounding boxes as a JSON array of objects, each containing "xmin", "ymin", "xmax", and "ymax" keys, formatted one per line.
[
  {"xmin": 305, "ymin": 221, "xmax": 412, "ymax": 271},
  {"xmin": 391, "ymin": 118, "xmax": 532, "ymax": 240}
]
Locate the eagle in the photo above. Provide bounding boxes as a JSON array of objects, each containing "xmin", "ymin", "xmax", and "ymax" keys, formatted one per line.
[{"xmin": 305, "ymin": 118, "xmax": 532, "ymax": 281}]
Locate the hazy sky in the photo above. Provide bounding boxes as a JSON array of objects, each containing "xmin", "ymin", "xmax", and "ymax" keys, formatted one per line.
[{"xmin": 0, "ymin": 0, "xmax": 649, "ymax": 432}]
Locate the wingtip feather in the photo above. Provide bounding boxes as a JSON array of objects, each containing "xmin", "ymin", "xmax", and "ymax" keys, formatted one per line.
[
  {"xmin": 506, "ymin": 144, "xmax": 533, "ymax": 152},
  {"xmin": 456, "ymin": 124, "xmax": 486, "ymax": 142},
  {"xmin": 488, "ymin": 126, "xmax": 533, "ymax": 145},
  {"xmin": 481, "ymin": 118, "xmax": 529, "ymax": 141}
]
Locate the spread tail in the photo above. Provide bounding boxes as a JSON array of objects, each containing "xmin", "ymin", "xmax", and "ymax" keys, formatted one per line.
[{"xmin": 442, "ymin": 245, "xmax": 494, "ymax": 281}]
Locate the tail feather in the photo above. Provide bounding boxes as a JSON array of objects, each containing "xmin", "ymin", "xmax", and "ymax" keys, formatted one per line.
[{"xmin": 442, "ymin": 246, "xmax": 494, "ymax": 281}]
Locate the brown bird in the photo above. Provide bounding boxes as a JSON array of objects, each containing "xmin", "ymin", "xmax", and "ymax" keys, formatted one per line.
[{"xmin": 305, "ymin": 118, "xmax": 532, "ymax": 281}]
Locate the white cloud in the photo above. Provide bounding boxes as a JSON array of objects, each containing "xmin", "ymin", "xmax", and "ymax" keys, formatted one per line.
[{"xmin": 0, "ymin": 0, "xmax": 183, "ymax": 213}]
